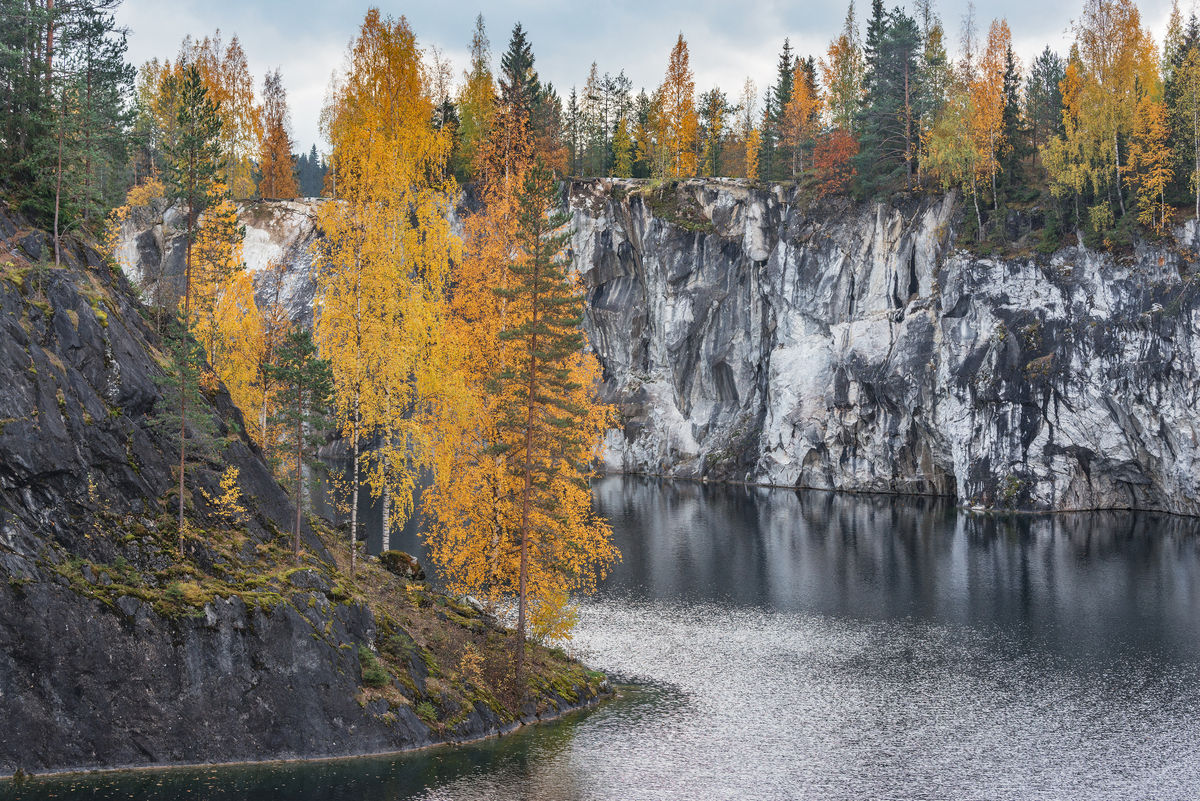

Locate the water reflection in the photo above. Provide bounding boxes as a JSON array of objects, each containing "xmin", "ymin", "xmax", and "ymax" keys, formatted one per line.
[{"xmin": 593, "ymin": 477, "xmax": 1200, "ymax": 662}]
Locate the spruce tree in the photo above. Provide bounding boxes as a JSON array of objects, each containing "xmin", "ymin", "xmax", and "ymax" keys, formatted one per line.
[
  {"xmin": 1025, "ymin": 47, "xmax": 1065, "ymax": 168},
  {"xmin": 999, "ymin": 43, "xmax": 1029, "ymax": 196},
  {"xmin": 266, "ymin": 329, "xmax": 333, "ymax": 564},
  {"xmin": 499, "ymin": 23, "xmax": 539, "ymax": 113},
  {"xmin": 855, "ymin": 6, "xmax": 923, "ymax": 195}
]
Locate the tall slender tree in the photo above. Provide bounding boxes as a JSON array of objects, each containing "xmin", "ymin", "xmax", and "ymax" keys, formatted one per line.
[
  {"xmin": 654, "ymin": 34, "xmax": 698, "ymax": 178},
  {"xmin": 267, "ymin": 329, "xmax": 332, "ymax": 564},
  {"xmin": 258, "ymin": 68, "xmax": 298, "ymax": 199},
  {"xmin": 163, "ymin": 63, "xmax": 223, "ymax": 545}
]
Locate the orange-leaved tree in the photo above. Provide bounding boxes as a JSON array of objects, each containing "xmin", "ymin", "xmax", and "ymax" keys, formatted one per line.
[
  {"xmin": 1126, "ymin": 95, "xmax": 1173, "ymax": 232},
  {"xmin": 258, "ymin": 69, "xmax": 299, "ymax": 199},
  {"xmin": 969, "ymin": 19, "xmax": 1009, "ymax": 209},
  {"xmin": 654, "ymin": 34, "xmax": 698, "ymax": 178}
]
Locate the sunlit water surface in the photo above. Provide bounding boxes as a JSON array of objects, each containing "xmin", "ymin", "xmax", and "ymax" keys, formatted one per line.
[{"xmin": 8, "ymin": 477, "xmax": 1200, "ymax": 800}]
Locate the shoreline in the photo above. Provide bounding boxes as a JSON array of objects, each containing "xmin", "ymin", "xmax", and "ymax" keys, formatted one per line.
[
  {"xmin": 0, "ymin": 687, "xmax": 615, "ymax": 783},
  {"xmin": 598, "ymin": 470, "xmax": 1200, "ymax": 519}
]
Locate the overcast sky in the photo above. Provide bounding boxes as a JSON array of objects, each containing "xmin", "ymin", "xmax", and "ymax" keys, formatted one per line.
[{"xmin": 114, "ymin": 0, "xmax": 1178, "ymax": 152}]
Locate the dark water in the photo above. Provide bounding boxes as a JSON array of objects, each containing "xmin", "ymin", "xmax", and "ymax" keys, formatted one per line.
[{"xmin": 9, "ymin": 477, "xmax": 1200, "ymax": 800}]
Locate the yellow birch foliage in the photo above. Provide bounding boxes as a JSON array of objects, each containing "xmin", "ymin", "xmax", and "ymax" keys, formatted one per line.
[
  {"xmin": 1127, "ymin": 96, "xmax": 1173, "ymax": 231},
  {"xmin": 781, "ymin": 63, "xmax": 822, "ymax": 176},
  {"xmin": 315, "ymin": 10, "xmax": 459, "ymax": 545},
  {"xmin": 211, "ymin": 269, "xmax": 265, "ymax": 429},
  {"xmin": 188, "ymin": 185, "xmax": 244, "ymax": 379},
  {"xmin": 1045, "ymin": 0, "xmax": 1158, "ymax": 212},
  {"xmin": 1043, "ymin": 51, "xmax": 1092, "ymax": 202},
  {"xmin": 655, "ymin": 34, "xmax": 699, "ymax": 178},
  {"xmin": 745, "ymin": 127, "xmax": 761, "ymax": 180}
]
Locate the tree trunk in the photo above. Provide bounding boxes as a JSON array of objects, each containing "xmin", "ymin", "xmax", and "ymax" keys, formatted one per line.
[
  {"xmin": 516, "ymin": 221, "xmax": 542, "ymax": 683},
  {"xmin": 381, "ymin": 476, "xmax": 391, "ymax": 553},
  {"xmin": 178, "ymin": 199, "xmax": 193, "ymax": 552},
  {"xmin": 294, "ymin": 380, "xmax": 303, "ymax": 564},
  {"xmin": 350, "ymin": 401, "xmax": 359, "ymax": 580},
  {"xmin": 45, "ymin": 0, "xmax": 53, "ymax": 86},
  {"xmin": 1194, "ymin": 105, "xmax": 1199, "ymax": 222},
  {"xmin": 1114, "ymin": 133, "xmax": 1126, "ymax": 217},
  {"xmin": 53, "ymin": 87, "xmax": 63, "ymax": 268},
  {"xmin": 972, "ymin": 178, "xmax": 983, "ymax": 241}
]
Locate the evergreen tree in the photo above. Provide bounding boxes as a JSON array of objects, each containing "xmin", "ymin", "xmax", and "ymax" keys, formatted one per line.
[
  {"xmin": 152, "ymin": 316, "xmax": 218, "ymax": 545},
  {"xmin": 1025, "ymin": 47, "xmax": 1065, "ymax": 167},
  {"xmin": 1, "ymin": 0, "xmax": 132, "ymax": 232},
  {"xmin": 163, "ymin": 62, "xmax": 224, "ymax": 540},
  {"xmin": 266, "ymin": 329, "xmax": 333, "ymax": 564},
  {"xmin": 856, "ymin": 6, "xmax": 924, "ymax": 194},
  {"xmin": 762, "ymin": 40, "xmax": 795, "ymax": 180},
  {"xmin": 487, "ymin": 160, "xmax": 616, "ymax": 671},
  {"xmin": 999, "ymin": 42, "xmax": 1029, "ymax": 194},
  {"xmin": 499, "ymin": 23, "xmax": 539, "ymax": 114}
]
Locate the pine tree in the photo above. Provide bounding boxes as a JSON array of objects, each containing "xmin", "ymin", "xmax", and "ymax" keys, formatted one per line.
[
  {"xmin": 163, "ymin": 62, "xmax": 223, "ymax": 544},
  {"xmin": 426, "ymin": 161, "xmax": 617, "ymax": 673},
  {"xmin": 266, "ymin": 329, "xmax": 332, "ymax": 564}
]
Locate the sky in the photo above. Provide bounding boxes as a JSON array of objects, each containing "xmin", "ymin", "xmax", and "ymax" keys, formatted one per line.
[{"xmin": 114, "ymin": 0, "xmax": 1179, "ymax": 153}]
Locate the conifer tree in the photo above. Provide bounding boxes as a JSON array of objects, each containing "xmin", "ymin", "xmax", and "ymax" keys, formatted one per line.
[
  {"xmin": 1025, "ymin": 47, "xmax": 1065, "ymax": 167},
  {"xmin": 163, "ymin": 63, "xmax": 223, "ymax": 544},
  {"xmin": 266, "ymin": 329, "xmax": 332, "ymax": 564},
  {"xmin": 699, "ymin": 87, "xmax": 731, "ymax": 177},
  {"xmin": 856, "ymin": 6, "xmax": 923, "ymax": 194},
  {"xmin": 426, "ymin": 161, "xmax": 617, "ymax": 673}
]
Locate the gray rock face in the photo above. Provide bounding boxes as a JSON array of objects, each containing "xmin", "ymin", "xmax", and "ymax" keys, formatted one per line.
[
  {"xmin": 113, "ymin": 198, "xmax": 322, "ymax": 325},
  {"xmin": 568, "ymin": 179, "xmax": 1200, "ymax": 515},
  {"xmin": 114, "ymin": 183, "xmax": 1200, "ymax": 514}
]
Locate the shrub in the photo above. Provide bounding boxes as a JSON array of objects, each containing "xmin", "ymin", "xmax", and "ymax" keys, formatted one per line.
[{"xmin": 358, "ymin": 645, "xmax": 390, "ymax": 688}]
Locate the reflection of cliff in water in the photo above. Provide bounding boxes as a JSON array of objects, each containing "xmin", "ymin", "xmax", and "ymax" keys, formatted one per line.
[{"xmin": 593, "ymin": 476, "xmax": 1200, "ymax": 663}]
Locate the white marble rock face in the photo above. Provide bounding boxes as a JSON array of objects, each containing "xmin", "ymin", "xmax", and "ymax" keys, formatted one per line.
[{"xmin": 115, "ymin": 184, "xmax": 1200, "ymax": 514}]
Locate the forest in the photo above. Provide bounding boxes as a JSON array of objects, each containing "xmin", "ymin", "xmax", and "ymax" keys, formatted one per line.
[{"xmin": 0, "ymin": 0, "xmax": 1194, "ymax": 646}]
